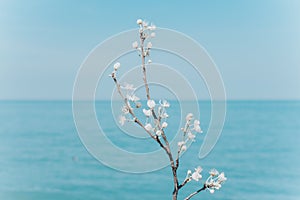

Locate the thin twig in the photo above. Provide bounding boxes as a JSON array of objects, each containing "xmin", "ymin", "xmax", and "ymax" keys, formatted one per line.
[
  {"xmin": 178, "ymin": 177, "xmax": 191, "ymax": 189},
  {"xmin": 184, "ymin": 185, "xmax": 206, "ymax": 200}
]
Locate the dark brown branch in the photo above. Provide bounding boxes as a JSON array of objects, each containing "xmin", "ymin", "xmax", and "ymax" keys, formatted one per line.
[{"xmin": 178, "ymin": 177, "xmax": 191, "ymax": 190}]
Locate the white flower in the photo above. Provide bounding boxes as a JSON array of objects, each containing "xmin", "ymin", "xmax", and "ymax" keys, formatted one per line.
[
  {"xmin": 195, "ymin": 166, "xmax": 203, "ymax": 173},
  {"xmin": 148, "ymin": 59, "xmax": 152, "ymax": 64},
  {"xmin": 209, "ymin": 189, "xmax": 215, "ymax": 194},
  {"xmin": 113, "ymin": 62, "xmax": 120, "ymax": 70},
  {"xmin": 217, "ymin": 172, "xmax": 227, "ymax": 183},
  {"xmin": 194, "ymin": 120, "xmax": 203, "ymax": 133},
  {"xmin": 209, "ymin": 168, "xmax": 219, "ymax": 177},
  {"xmin": 122, "ymin": 83, "xmax": 135, "ymax": 91},
  {"xmin": 150, "ymin": 32, "xmax": 156, "ymax": 38},
  {"xmin": 212, "ymin": 182, "xmax": 222, "ymax": 190},
  {"xmin": 178, "ymin": 141, "xmax": 185, "ymax": 147},
  {"xmin": 147, "ymin": 99, "xmax": 156, "ymax": 109},
  {"xmin": 187, "ymin": 132, "xmax": 196, "ymax": 140},
  {"xmin": 143, "ymin": 108, "xmax": 152, "ymax": 117},
  {"xmin": 205, "ymin": 171, "xmax": 226, "ymax": 193},
  {"xmin": 144, "ymin": 123, "xmax": 153, "ymax": 131},
  {"xmin": 132, "ymin": 41, "xmax": 138, "ymax": 49},
  {"xmin": 147, "ymin": 42, "xmax": 152, "ymax": 49},
  {"xmin": 181, "ymin": 145, "xmax": 187, "ymax": 151},
  {"xmin": 156, "ymin": 130, "xmax": 162, "ymax": 136},
  {"xmin": 160, "ymin": 100, "xmax": 170, "ymax": 108},
  {"xmin": 191, "ymin": 166, "xmax": 202, "ymax": 181},
  {"xmin": 121, "ymin": 105, "xmax": 129, "ymax": 114},
  {"xmin": 161, "ymin": 122, "xmax": 168, "ymax": 128},
  {"xmin": 160, "ymin": 112, "xmax": 169, "ymax": 118},
  {"xmin": 136, "ymin": 19, "xmax": 143, "ymax": 25},
  {"xmin": 119, "ymin": 115, "xmax": 126, "ymax": 126},
  {"xmin": 127, "ymin": 94, "xmax": 140, "ymax": 102},
  {"xmin": 186, "ymin": 113, "xmax": 193, "ymax": 121}
]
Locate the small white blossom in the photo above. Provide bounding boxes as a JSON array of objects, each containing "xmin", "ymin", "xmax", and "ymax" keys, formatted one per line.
[
  {"xmin": 209, "ymin": 189, "xmax": 215, "ymax": 194},
  {"xmin": 122, "ymin": 83, "xmax": 135, "ymax": 91},
  {"xmin": 121, "ymin": 105, "xmax": 129, "ymax": 114},
  {"xmin": 178, "ymin": 141, "xmax": 185, "ymax": 147},
  {"xmin": 113, "ymin": 62, "xmax": 120, "ymax": 70},
  {"xmin": 150, "ymin": 32, "xmax": 156, "ymax": 38},
  {"xmin": 181, "ymin": 145, "xmax": 187, "ymax": 151},
  {"xmin": 195, "ymin": 166, "xmax": 203, "ymax": 173},
  {"xmin": 187, "ymin": 132, "xmax": 196, "ymax": 140},
  {"xmin": 160, "ymin": 100, "xmax": 170, "ymax": 108},
  {"xmin": 136, "ymin": 19, "xmax": 143, "ymax": 25},
  {"xmin": 148, "ymin": 59, "xmax": 152, "ymax": 64},
  {"xmin": 160, "ymin": 112, "xmax": 169, "ymax": 118},
  {"xmin": 144, "ymin": 123, "xmax": 153, "ymax": 131},
  {"xmin": 217, "ymin": 172, "xmax": 227, "ymax": 183},
  {"xmin": 209, "ymin": 169, "xmax": 219, "ymax": 177},
  {"xmin": 213, "ymin": 182, "xmax": 222, "ymax": 190},
  {"xmin": 191, "ymin": 166, "xmax": 203, "ymax": 181},
  {"xmin": 147, "ymin": 42, "xmax": 152, "ymax": 49},
  {"xmin": 119, "ymin": 115, "xmax": 126, "ymax": 126},
  {"xmin": 143, "ymin": 108, "xmax": 152, "ymax": 117},
  {"xmin": 132, "ymin": 41, "xmax": 138, "ymax": 49},
  {"xmin": 205, "ymin": 171, "xmax": 226, "ymax": 193},
  {"xmin": 147, "ymin": 99, "xmax": 156, "ymax": 109},
  {"xmin": 127, "ymin": 94, "xmax": 140, "ymax": 102},
  {"xmin": 161, "ymin": 122, "xmax": 168, "ymax": 128},
  {"xmin": 156, "ymin": 130, "xmax": 162, "ymax": 136},
  {"xmin": 186, "ymin": 113, "xmax": 193, "ymax": 122},
  {"xmin": 194, "ymin": 120, "xmax": 203, "ymax": 133}
]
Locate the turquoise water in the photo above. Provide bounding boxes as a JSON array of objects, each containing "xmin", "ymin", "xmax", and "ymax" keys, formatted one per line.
[{"xmin": 0, "ymin": 101, "xmax": 299, "ymax": 200}]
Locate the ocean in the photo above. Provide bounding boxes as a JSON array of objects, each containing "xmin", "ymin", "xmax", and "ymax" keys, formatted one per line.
[{"xmin": 0, "ymin": 100, "xmax": 299, "ymax": 200}]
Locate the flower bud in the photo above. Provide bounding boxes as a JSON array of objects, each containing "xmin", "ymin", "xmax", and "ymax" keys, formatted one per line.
[
  {"xmin": 144, "ymin": 123, "xmax": 153, "ymax": 131},
  {"xmin": 147, "ymin": 99, "xmax": 156, "ymax": 109},
  {"xmin": 156, "ymin": 130, "xmax": 162, "ymax": 136},
  {"xmin": 136, "ymin": 19, "xmax": 143, "ymax": 25},
  {"xmin": 132, "ymin": 41, "xmax": 138, "ymax": 49},
  {"xmin": 114, "ymin": 62, "xmax": 120, "ymax": 70},
  {"xmin": 147, "ymin": 42, "xmax": 152, "ymax": 49},
  {"xmin": 162, "ymin": 122, "xmax": 168, "ymax": 128}
]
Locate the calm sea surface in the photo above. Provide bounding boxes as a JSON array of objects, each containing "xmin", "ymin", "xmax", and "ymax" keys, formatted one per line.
[{"xmin": 0, "ymin": 101, "xmax": 299, "ymax": 200}]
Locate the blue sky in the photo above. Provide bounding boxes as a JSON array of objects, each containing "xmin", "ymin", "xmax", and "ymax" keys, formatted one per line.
[{"xmin": 0, "ymin": 0, "xmax": 299, "ymax": 100}]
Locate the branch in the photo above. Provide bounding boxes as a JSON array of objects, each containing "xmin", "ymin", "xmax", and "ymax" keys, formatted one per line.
[
  {"xmin": 111, "ymin": 74, "xmax": 155, "ymax": 139},
  {"xmin": 139, "ymin": 30, "xmax": 178, "ymax": 199},
  {"xmin": 175, "ymin": 121, "xmax": 189, "ymax": 169},
  {"xmin": 184, "ymin": 184, "xmax": 206, "ymax": 200},
  {"xmin": 178, "ymin": 177, "xmax": 191, "ymax": 190},
  {"xmin": 140, "ymin": 32, "xmax": 151, "ymax": 101},
  {"xmin": 111, "ymin": 73, "xmax": 169, "ymax": 153}
]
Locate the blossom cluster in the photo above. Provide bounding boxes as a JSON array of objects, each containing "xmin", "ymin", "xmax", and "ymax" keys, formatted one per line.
[
  {"xmin": 132, "ymin": 19, "xmax": 156, "ymax": 60},
  {"xmin": 143, "ymin": 99, "xmax": 170, "ymax": 136},
  {"xmin": 177, "ymin": 113, "xmax": 203, "ymax": 153},
  {"xmin": 185, "ymin": 167, "xmax": 227, "ymax": 194}
]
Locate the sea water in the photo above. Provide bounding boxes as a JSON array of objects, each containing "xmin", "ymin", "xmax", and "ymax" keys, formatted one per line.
[{"xmin": 0, "ymin": 101, "xmax": 299, "ymax": 200}]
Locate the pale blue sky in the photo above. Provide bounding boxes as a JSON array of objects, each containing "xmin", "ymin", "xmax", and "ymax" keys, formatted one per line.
[{"xmin": 0, "ymin": 0, "xmax": 299, "ymax": 100}]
